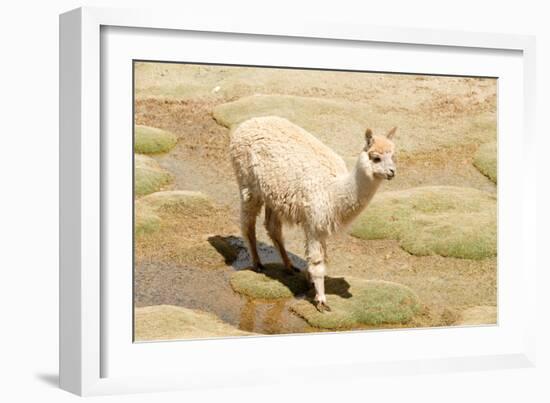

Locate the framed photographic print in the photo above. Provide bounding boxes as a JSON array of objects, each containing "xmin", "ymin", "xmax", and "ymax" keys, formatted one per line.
[{"xmin": 59, "ymin": 7, "xmax": 537, "ymax": 396}]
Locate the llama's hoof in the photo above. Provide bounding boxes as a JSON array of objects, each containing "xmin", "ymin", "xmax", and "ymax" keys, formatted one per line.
[
  {"xmin": 252, "ymin": 263, "xmax": 265, "ymax": 272},
  {"xmin": 314, "ymin": 301, "xmax": 332, "ymax": 313}
]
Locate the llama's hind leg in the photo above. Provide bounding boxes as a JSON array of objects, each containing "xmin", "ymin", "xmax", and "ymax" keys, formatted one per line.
[
  {"xmin": 264, "ymin": 207, "xmax": 299, "ymax": 275},
  {"xmin": 305, "ymin": 236, "xmax": 330, "ymax": 312},
  {"xmin": 240, "ymin": 193, "xmax": 263, "ymax": 271},
  {"xmin": 321, "ymin": 239, "xmax": 328, "ymax": 262}
]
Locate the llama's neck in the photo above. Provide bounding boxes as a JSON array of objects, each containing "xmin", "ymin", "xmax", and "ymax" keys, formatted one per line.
[{"xmin": 330, "ymin": 161, "xmax": 382, "ymax": 228}]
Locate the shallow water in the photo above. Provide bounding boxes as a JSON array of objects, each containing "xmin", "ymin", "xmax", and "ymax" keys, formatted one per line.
[{"xmin": 134, "ymin": 261, "xmax": 316, "ymax": 335}]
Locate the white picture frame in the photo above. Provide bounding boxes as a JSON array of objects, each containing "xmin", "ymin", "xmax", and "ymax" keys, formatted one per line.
[{"xmin": 59, "ymin": 6, "xmax": 537, "ymax": 396}]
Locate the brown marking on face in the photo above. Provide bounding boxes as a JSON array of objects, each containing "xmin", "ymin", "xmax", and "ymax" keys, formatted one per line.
[{"xmin": 368, "ymin": 135, "xmax": 395, "ymax": 154}]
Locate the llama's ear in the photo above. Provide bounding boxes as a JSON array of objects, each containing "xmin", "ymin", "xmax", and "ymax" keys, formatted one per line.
[
  {"xmin": 386, "ymin": 127, "xmax": 397, "ymax": 139},
  {"xmin": 365, "ymin": 128, "xmax": 374, "ymax": 148}
]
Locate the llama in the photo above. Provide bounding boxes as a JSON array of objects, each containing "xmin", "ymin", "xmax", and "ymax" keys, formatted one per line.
[{"xmin": 229, "ymin": 116, "xmax": 397, "ymax": 312}]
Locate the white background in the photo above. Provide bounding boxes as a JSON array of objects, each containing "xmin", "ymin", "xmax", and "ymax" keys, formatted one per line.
[{"xmin": 1, "ymin": 1, "xmax": 548, "ymax": 402}]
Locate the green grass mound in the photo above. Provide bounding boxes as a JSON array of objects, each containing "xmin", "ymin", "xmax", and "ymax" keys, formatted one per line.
[
  {"xmin": 213, "ymin": 94, "xmax": 496, "ymax": 156},
  {"xmin": 134, "ymin": 305, "xmax": 252, "ymax": 341},
  {"xmin": 291, "ymin": 278, "xmax": 421, "ymax": 329},
  {"xmin": 135, "ymin": 154, "xmax": 173, "ymax": 196},
  {"xmin": 141, "ymin": 190, "xmax": 213, "ymax": 213},
  {"xmin": 134, "ymin": 201, "xmax": 161, "ymax": 236},
  {"xmin": 135, "ymin": 190, "xmax": 213, "ymax": 236},
  {"xmin": 214, "ymin": 95, "xmax": 369, "ymax": 159},
  {"xmin": 230, "ymin": 264, "xmax": 310, "ymax": 300},
  {"xmin": 134, "ymin": 190, "xmax": 241, "ymax": 268},
  {"xmin": 135, "ymin": 125, "xmax": 177, "ymax": 154},
  {"xmin": 350, "ymin": 186, "xmax": 496, "ymax": 259},
  {"xmin": 473, "ymin": 141, "xmax": 497, "ymax": 183}
]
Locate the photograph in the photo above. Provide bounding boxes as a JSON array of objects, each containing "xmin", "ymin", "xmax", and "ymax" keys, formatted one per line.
[{"xmin": 132, "ymin": 61, "xmax": 497, "ymax": 342}]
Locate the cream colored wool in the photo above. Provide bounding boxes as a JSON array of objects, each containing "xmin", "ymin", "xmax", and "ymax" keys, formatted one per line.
[{"xmin": 230, "ymin": 116, "xmax": 396, "ymax": 310}]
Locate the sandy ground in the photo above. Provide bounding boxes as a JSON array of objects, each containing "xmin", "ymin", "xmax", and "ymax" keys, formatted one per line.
[{"xmin": 134, "ymin": 62, "xmax": 497, "ymax": 339}]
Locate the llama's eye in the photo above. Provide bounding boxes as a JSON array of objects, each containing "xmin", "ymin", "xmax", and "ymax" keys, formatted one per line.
[{"xmin": 372, "ymin": 156, "xmax": 381, "ymax": 163}]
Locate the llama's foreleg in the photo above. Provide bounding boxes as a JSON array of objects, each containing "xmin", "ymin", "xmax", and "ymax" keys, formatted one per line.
[
  {"xmin": 240, "ymin": 196, "xmax": 263, "ymax": 271},
  {"xmin": 306, "ymin": 236, "xmax": 330, "ymax": 312},
  {"xmin": 265, "ymin": 207, "xmax": 299, "ymax": 274}
]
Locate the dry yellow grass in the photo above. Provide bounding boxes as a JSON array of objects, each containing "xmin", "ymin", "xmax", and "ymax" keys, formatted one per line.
[
  {"xmin": 456, "ymin": 305, "xmax": 497, "ymax": 325},
  {"xmin": 134, "ymin": 305, "xmax": 252, "ymax": 341},
  {"xmin": 134, "ymin": 62, "xmax": 496, "ymax": 110}
]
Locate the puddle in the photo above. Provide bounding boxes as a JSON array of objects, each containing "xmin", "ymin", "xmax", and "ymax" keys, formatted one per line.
[
  {"xmin": 135, "ymin": 261, "xmax": 317, "ymax": 335},
  {"xmin": 238, "ymin": 298, "xmax": 313, "ymax": 334}
]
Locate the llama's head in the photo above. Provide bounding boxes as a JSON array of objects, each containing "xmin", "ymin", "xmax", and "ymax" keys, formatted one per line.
[{"xmin": 358, "ymin": 127, "xmax": 397, "ymax": 180}]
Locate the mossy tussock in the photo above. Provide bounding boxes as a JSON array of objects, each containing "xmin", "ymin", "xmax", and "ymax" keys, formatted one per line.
[
  {"xmin": 213, "ymin": 94, "xmax": 496, "ymax": 156},
  {"xmin": 350, "ymin": 186, "xmax": 496, "ymax": 260},
  {"xmin": 229, "ymin": 269, "xmax": 420, "ymax": 330},
  {"xmin": 473, "ymin": 141, "xmax": 497, "ymax": 183},
  {"xmin": 134, "ymin": 201, "xmax": 161, "ymax": 236},
  {"xmin": 230, "ymin": 264, "xmax": 310, "ymax": 300},
  {"xmin": 134, "ymin": 305, "xmax": 252, "ymax": 341},
  {"xmin": 135, "ymin": 125, "xmax": 177, "ymax": 154},
  {"xmin": 291, "ymin": 278, "xmax": 421, "ymax": 329},
  {"xmin": 135, "ymin": 190, "xmax": 214, "ymax": 236},
  {"xmin": 135, "ymin": 154, "xmax": 173, "ymax": 196},
  {"xmin": 134, "ymin": 190, "xmax": 240, "ymax": 268},
  {"xmin": 214, "ymin": 95, "xmax": 369, "ymax": 159},
  {"xmin": 140, "ymin": 189, "xmax": 213, "ymax": 213}
]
